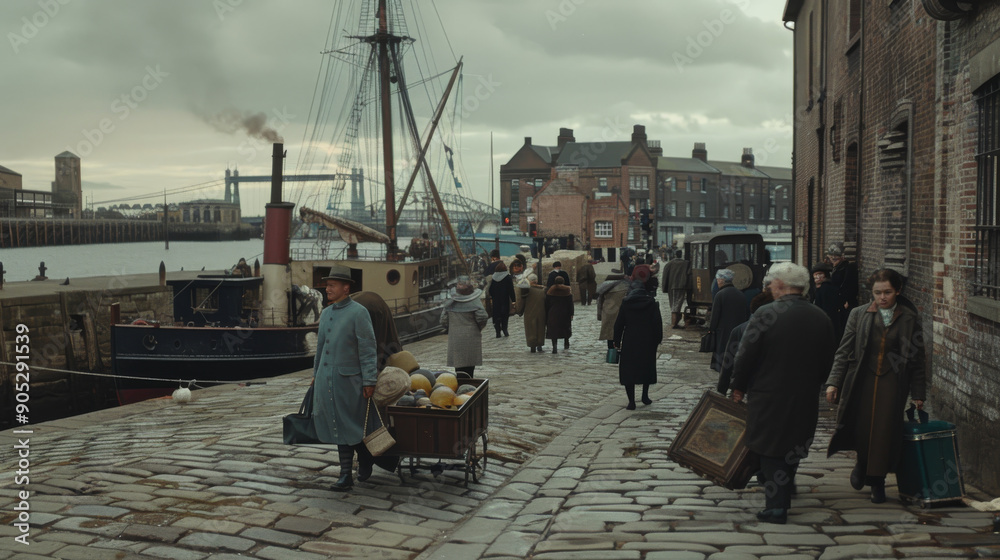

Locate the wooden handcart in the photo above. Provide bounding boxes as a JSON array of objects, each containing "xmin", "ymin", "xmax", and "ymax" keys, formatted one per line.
[{"xmin": 385, "ymin": 378, "xmax": 489, "ymax": 484}]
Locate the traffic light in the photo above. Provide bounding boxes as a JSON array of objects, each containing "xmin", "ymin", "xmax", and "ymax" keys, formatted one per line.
[{"xmin": 501, "ymin": 208, "xmax": 511, "ymax": 226}]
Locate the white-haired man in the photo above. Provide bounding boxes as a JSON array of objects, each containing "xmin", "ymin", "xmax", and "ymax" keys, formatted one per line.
[{"xmin": 731, "ymin": 262, "xmax": 836, "ymax": 524}]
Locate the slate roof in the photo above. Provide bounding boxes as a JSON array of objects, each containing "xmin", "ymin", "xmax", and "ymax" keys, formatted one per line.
[
  {"xmin": 555, "ymin": 142, "xmax": 634, "ymax": 168},
  {"xmin": 656, "ymin": 157, "xmax": 721, "ymax": 174},
  {"xmin": 707, "ymin": 160, "xmax": 770, "ymax": 178},
  {"xmin": 0, "ymin": 164, "xmax": 21, "ymax": 176},
  {"xmin": 56, "ymin": 151, "xmax": 79, "ymax": 159},
  {"xmin": 530, "ymin": 145, "xmax": 558, "ymax": 163},
  {"xmin": 756, "ymin": 165, "xmax": 792, "ymax": 181}
]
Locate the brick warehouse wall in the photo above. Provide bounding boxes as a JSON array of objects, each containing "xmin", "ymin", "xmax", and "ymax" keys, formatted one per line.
[
  {"xmin": 932, "ymin": 4, "xmax": 1000, "ymax": 495},
  {"xmin": 789, "ymin": 0, "xmax": 1000, "ymax": 494}
]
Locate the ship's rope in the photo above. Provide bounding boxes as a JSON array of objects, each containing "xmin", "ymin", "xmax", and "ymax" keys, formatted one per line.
[{"xmin": 0, "ymin": 361, "xmax": 272, "ymax": 388}]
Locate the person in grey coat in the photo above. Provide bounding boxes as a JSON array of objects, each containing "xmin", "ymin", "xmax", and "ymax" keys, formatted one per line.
[
  {"xmin": 661, "ymin": 250, "xmax": 691, "ymax": 328},
  {"xmin": 732, "ymin": 262, "xmax": 837, "ymax": 524},
  {"xmin": 441, "ymin": 280, "xmax": 489, "ymax": 377},
  {"xmin": 708, "ymin": 268, "xmax": 749, "ymax": 372},
  {"xmin": 312, "ymin": 265, "xmax": 378, "ymax": 492}
]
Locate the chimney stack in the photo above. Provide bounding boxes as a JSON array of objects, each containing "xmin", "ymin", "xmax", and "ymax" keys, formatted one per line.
[
  {"xmin": 557, "ymin": 128, "xmax": 575, "ymax": 149},
  {"xmin": 692, "ymin": 142, "xmax": 707, "ymax": 162},
  {"xmin": 631, "ymin": 124, "xmax": 647, "ymax": 146},
  {"xmin": 648, "ymin": 140, "xmax": 663, "ymax": 157},
  {"xmin": 741, "ymin": 147, "xmax": 755, "ymax": 168},
  {"xmin": 524, "ymin": 137, "xmax": 532, "ymax": 146}
]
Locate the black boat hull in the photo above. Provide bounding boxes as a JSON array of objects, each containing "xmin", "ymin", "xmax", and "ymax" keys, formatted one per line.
[{"xmin": 111, "ymin": 324, "xmax": 317, "ymax": 404}]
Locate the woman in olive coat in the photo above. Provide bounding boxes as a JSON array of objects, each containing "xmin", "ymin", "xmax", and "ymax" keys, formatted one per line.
[
  {"xmin": 825, "ymin": 268, "xmax": 926, "ymax": 504},
  {"xmin": 613, "ymin": 266, "xmax": 662, "ymax": 410},
  {"xmin": 513, "ymin": 259, "xmax": 547, "ymax": 353}
]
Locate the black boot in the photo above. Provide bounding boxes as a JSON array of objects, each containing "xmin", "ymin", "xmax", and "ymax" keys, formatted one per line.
[
  {"xmin": 530, "ymin": 346, "xmax": 536, "ymax": 353},
  {"xmin": 495, "ymin": 326, "xmax": 502, "ymax": 338},
  {"xmin": 332, "ymin": 445, "xmax": 354, "ymax": 492},
  {"xmin": 641, "ymin": 384, "xmax": 652, "ymax": 405},
  {"xmin": 551, "ymin": 340, "xmax": 558, "ymax": 354},
  {"xmin": 850, "ymin": 461, "xmax": 864, "ymax": 491},
  {"xmin": 870, "ymin": 477, "xmax": 886, "ymax": 504},
  {"xmin": 564, "ymin": 338, "xmax": 570, "ymax": 349},
  {"xmin": 354, "ymin": 444, "xmax": 374, "ymax": 482}
]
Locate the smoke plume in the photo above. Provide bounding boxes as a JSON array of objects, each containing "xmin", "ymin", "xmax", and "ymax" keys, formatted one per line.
[{"xmin": 205, "ymin": 108, "xmax": 283, "ymax": 142}]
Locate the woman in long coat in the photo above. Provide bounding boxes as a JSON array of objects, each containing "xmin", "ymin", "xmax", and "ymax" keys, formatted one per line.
[
  {"xmin": 441, "ymin": 281, "xmax": 489, "ymax": 377},
  {"xmin": 825, "ymin": 268, "xmax": 926, "ymax": 504},
  {"xmin": 488, "ymin": 262, "xmax": 517, "ymax": 338},
  {"xmin": 709, "ymin": 268, "xmax": 749, "ymax": 372},
  {"xmin": 613, "ymin": 270, "xmax": 662, "ymax": 409},
  {"xmin": 512, "ymin": 259, "xmax": 547, "ymax": 353},
  {"xmin": 596, "ymin": 274, "xmax": 630, "ymax": 349},
  {"xmin": 544, "ymin": 276, "xmax": 574, "ymax": 353}
]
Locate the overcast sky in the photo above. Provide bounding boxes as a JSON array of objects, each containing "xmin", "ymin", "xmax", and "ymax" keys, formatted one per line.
[{"xmin": 2, "ymin": 0, "xmax": 792, "ymax": 217}]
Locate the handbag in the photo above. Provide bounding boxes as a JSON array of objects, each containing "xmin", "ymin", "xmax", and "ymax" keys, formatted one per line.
[
  {"xmin": 699, "ymin": 331, "xmax": 715, "ymax": 353},
  {"xmin": 606, "ymin": 347, "xmax": 620, "ymax": 364},
  {"xmin": 283, "ymin": 385, "xmax": 319, "ymax": 445},
  {"xmin": 363, "ymin": 399, "xmax": 396, "ymax": 456}
]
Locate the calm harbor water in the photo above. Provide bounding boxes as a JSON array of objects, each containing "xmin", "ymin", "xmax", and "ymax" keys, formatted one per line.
[
  {"xmin": 0, "ymin": 238, "xmax": 425, "ymax": 283},
  {"xmin": 0, "ymin": 240, "xmax": 268, "ymax": 282}
]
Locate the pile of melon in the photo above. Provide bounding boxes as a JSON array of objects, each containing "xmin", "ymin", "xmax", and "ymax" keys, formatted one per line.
[{"xmin": 394, "ymin": 369, "xmax": 478, "ymax": 410}]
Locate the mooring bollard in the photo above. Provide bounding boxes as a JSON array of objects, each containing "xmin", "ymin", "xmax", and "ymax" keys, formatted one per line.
[{"xmin": 0, "ymin": 261, "xmax": 5, "ymax": 289}]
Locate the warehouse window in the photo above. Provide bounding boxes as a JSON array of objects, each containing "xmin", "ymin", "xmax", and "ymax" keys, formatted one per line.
[
  {"xmin": 594, "ymin": 221, "xmax": 612, "ymax": 238},
  {"xmin": 974, "ymin": 77, "xmax": 1000, "ymax": 301}
]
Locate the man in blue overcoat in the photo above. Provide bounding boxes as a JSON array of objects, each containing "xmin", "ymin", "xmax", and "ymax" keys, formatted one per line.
[{"xmin": 313, "ymin": 264, "xmax": 378, "ymax": 492}]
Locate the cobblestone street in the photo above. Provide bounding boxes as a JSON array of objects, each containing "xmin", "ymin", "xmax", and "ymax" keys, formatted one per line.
[{"xmin": 2, "ymin": 288, "xmax": 998, "ymax": 559}]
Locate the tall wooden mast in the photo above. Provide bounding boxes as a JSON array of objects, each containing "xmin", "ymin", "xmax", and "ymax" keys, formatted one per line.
[{"xmin": 376, "ymin": 0, "xmax": 399, "ymax": 258}]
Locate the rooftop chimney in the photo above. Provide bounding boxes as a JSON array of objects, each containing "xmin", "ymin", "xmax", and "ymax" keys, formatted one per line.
[
  {"xmin": 524, "ymin": 137, "xmax": 532, "ymax": 146},
  {"xmin": 741, "ymin": 147, "xmax": 755, "ymax": 168},
  {"xmin": 648, "ymin": 139, "xmax": 663, "ymax": 157},
  {"xmin": 557, "ymin": 128, "xmax": 575, "ymax": 149},
  {"xmin": 631, "ymin": 124, "xmax": 647, "ymax": 146},
  {"xmin": 692, "ymin": 142, "xmax": 707, "ymax": 162}
]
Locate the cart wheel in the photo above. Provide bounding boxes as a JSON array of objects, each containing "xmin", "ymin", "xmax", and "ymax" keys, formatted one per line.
[{"xmin": 464, "ymin": 434, "xmax": 488, "ymax": 485}]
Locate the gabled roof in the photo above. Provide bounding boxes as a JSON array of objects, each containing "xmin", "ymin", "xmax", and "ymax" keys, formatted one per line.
[
  {"xmin": 0, "ymin": 164, "xmax": 21, "ymax": 176},
  {"xmin": 756, "ymin": 165, "xmax": 792, "ymax": 181},
  {"xmin": 657, "ymin": 157, "xmax": 721, "ymax": 174},
  {"xmin": 531, "ymin": 145, "xmax": 557, "ymax": 162},
  {"xmin": 707, "ymin": 160, "xmax": 770, "ymax": 179},
  {"xmin": 555, "ymin": 142, "xmax": 634, "ymax": 168},
  {"xmin": 56, "ymin": 151, "xmax": 79, "ymax": 159}
]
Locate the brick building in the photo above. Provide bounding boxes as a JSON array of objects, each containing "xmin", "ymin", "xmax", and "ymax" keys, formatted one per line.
[
  {"xmin": 502, "ymin": 128, "xmax": 791, "ymax": 259},
  {"xmin": 500, "ymin": 125, "xmax": 657, "ymax": 260},
  {"xmin": 657, "ymin": 144, "xmax": 793, "ymax": 249},
  {"xmin": 783, "ymin": 0, "xmax": 1000, "ymax": 493}
]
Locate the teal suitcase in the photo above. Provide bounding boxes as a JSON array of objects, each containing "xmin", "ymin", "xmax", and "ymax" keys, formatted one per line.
[{"xmin": 896, "ymin": 406, "xmax": 965, "ymax": 506}]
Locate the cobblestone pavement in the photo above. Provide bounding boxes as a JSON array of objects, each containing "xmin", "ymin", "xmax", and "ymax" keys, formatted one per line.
[{"xmin": 2, "ymin": 284, "xmax": 999, "ymax": 559}]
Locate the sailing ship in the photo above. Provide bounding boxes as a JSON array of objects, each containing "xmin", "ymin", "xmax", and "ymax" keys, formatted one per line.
[{"xmin": 109, "ymin": 0, "xmax": 479, "ymax": 404}]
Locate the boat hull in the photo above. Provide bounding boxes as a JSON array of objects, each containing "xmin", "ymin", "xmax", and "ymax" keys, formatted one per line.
[{"xmin": 111, "ymin": 324, "xmax": 316, "ymax": 404}]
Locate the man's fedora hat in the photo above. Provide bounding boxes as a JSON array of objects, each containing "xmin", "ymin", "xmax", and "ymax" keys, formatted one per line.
[{"xmin": 322, "ymin": 264, "xmax": 355, "ymax": 284}]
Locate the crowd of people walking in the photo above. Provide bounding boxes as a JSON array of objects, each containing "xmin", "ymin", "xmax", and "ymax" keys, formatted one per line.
[{"xmin": 307, "ymin": 244, "xmax": 929, "ymax": 530}]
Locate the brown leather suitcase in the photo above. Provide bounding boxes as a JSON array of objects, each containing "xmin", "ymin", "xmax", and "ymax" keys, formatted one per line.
[{"xmin": 668, "ymin": 390, "xmax": 758, "ymax": 490}]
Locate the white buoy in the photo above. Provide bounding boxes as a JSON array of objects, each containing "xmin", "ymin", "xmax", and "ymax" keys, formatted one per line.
[{"xmin": 172, "ymin": 387, "xmax": 192, "ymax": 403}]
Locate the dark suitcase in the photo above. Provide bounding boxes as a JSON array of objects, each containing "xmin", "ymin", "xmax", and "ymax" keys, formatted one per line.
[
  {"xmin": 897, "ymin": 406, "xmax": 965, "ymax": 506},
  {"xmin": 668, "ymin": 390, "xmax": 758, "ymax": 490}
]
